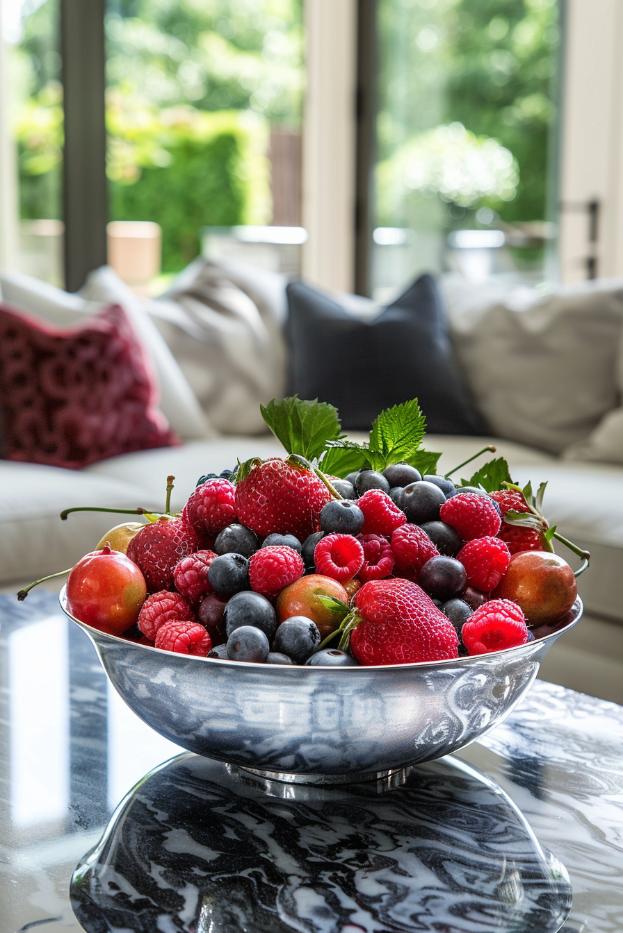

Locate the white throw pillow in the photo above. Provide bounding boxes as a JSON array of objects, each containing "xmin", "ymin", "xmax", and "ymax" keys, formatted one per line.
[
  {"xmin": 0, "ymin": 268, "xmax": 210, "ymax": 442},
  {"xmin": 450, "ymin": 279, "xmax": 623, "ymax": 454}
]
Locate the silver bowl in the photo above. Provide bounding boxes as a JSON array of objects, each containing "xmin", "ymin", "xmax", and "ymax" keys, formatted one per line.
[{"xmin": 59, "ymin": 587, "xmax": 582, "ymax": 784}]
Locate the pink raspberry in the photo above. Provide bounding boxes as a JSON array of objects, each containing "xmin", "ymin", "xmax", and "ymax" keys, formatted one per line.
[
  {"xmin": 314, "ymin": 533, "xmax": 364, "ymax": 582},
  {"xmin": 138, "ymin": 591, "xmax": 194, "ymax": 641},
  {"xmin": 173, "ymin": 550, "xmax": 217, "ymax": 603},
  {"xmin": 391, "ymin": 523, "xmax": 438, "ymax": 576},
  {"xmin": 440, "ymin": 493, "xmax": 501, "ymax": 541},
  {"xmin": 155, "ymin": 619, "xmax": 212, "ymax": 656},
  {"xmin": 462, "ymin": 599, "xmax": 529, "ymax": 655},
  {"xmin": 357, "ymin": 489, "xmax": 406, "ymax": 536},
  {"xmin": 183, "ymin": 479, "xmax": 236, "ymax": 537},
  {"xmin": 457, "ymin": 537, "xmax": 511, "ymax": 593},
  {"xmin": 358, "ymin": 533, "xmax": 395, "ymax": 582},
  {"xmin": 248, "ymin": 545, "xmax": 305, "ymax": 598}
]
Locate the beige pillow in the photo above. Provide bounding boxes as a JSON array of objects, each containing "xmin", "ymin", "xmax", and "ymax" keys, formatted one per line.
[
  {"xmin": 450, "ymin": 280, "xmax": 623, "ymax": 454},
  {"xmin": 565, "ymin": 326, "xmax": 623, "ymax": 463}
]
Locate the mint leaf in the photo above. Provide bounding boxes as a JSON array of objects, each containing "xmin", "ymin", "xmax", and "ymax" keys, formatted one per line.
[
  {"xmin": 320, "ymin": 441, "xmax": 370, "ymax": 478},
  {"xmin": 407, "ymin": 449, "xmax": 442, "ymax": 476},
  {"xmin": 260, "ymin": 397, "xmax": 341, "ymax": 461},
  {"xmin": 368, "ymin": 399, "xmax": 426, "ymax": 470},
  {"xmin": 462, "ymin": 457, "xmax": 512, "ymax": 493}
]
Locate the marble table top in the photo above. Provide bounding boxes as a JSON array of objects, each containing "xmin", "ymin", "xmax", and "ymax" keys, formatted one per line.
[{"xmin": 1, "ymin": 591, "xmax": 622, "ymax": 932}]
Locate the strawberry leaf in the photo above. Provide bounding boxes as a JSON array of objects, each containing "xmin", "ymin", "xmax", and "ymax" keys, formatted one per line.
[
  {"xmin": 462, "ymin": 457, "xmax": 512, "ymax": 493},
  {"xmin": 407, "ymin": 449, "xmax": 442, "ymax": 475},
  {"xmin": 316, "ymin": 595, "xmax": 351, "ymax": 619},
  {"xmin": 320, "ymin": 441, "xmax": 371, "ymax": 478},
  {"xmin": 260, "ymin": 397, "xmax": 341, "ymax": 461},
  {"xmin": 368, "ymin": 399, "xmax": 427, "ymax": 470}
]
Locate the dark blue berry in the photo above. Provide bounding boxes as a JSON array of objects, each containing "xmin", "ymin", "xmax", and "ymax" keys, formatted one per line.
[
  {"xmin": 302, "ymin": 531, "xmax": 324, "ymax": 568},
  {"xmin": 197, "ymin": 593, "xmax": 226, "ymax": 641},
  {"xmin": 262, "ymin": 533, "xmax": 302, "ymax": 552},
  {"xmin": 220, "ymin": 468, "xmax": 236, "ymax": 480},
  {"xmin": 226, "ymin": 625, "xmax": 269, "ymax": 662},
  {"xmin": 355, "ymin": 470, "xmax": 390, "ymax": 495},
  {"xmin": 463, "ymin": 587, "xmax": 487, "ymax": 610},
  {"xmin": 273, "ymin": 616, "xmax": 321, "ymax": 663},
  {"xmin": 267, "ymin": 651, "xmax": 294, "ymax": 665},
  {"xmin": 424, "ymin": 475, "xmax": 456, "ymax": 497},
  {"xmin": 207, "ymin": 553, "xmax": 249, "ymax": 597},
  {"xmin": 208, "ymin": 643, "xmax": 229, "ymax": 659},
  {"xmin": 346, "ymin": 471, "xmax": 360, "ymax": 486},
  {"xmin": 389, "ymin": 487, "xmax": 406, "ymax": 510},
  {"xmin": 420, "ymin": 520, "xmax": 462, "ymax": 556},
  {"xmin": 441, "ymin": 598, "xmax": 473, "ymax": 635},
  {"xmin": 320, "ymin": 499, "xmax": 364, "ymax": 534},
  {"xmin": 384, "ymin": 463, "xmax": 421, "ymax": 486},
  {"xmin": 419, "ymin": 556, "xmax": 466, "ymax": 600},
  {"xmin": 214, "ymin": 524, "xmax": 259, "ymax": 558},
  {"xmin": 331, "ymin": 479, "xmax": 356, "ymax": 499},
  {"xmin": 306, "ymin": 648, "xmax": 358, "ymax": 666},
  {"xmin": 196, "ymin": 472, "xmax": 218, "ymax": 486},
  {"xmin": 224, "ymin": 591, "xmax": 277, "ymax": 639},
  {"xmin": 402, "ymin": 481, "xmax": 446, "ymax": 523}
]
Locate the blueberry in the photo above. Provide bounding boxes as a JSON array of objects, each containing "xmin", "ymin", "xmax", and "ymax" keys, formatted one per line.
[
  {"xmin": 423, "ymin": 475, "xmax": 456, "ymax": 497},
  {"xmin": 207, "ymin": 553, "xmax": 249, "ymax": 597},
  {"xmin": 420, "ymin": 520, "xmax": 462, "ymax": 556},
  {"xmin": 302, "ymin": 531, "xmax": 324, "ymax": 568},
  {"xmin": 459, "ymin": 485, "xmax": 489, "ymax": 496},
  {"xmin": 441, "ymin": 598, "xmax": 473, "ymax": 635},
  {"xmin": 320, "ymin": 499, "xmax": 365, "ymax": 534},
  {"xmin": 196, "ymin": 472, "xmax": 218, "ymax": 486},
  {"xmin": 419, "ymin": 556, "xmax": 466, "ymax": 600},
  {"xmin": 383, "ymin": 463, "xmax": 421, "ymax": 486},
  {"xmin": 331, "ymin": 479, "xmax": 356, "ymax": 499},
  {"xmin": 214, "ymin": 524, "xmax": 259, "ymax": 558},
  {"xmin": 306, "ymin": 648, "xmax": 358, "ymax": 666},
  {"xmin": 226, "ymin": 625, "xmax": 269, "ymax": 662},
  {"xmin": 220, "ymin": 468, "xmax": 236, "ymax": 480},
  {"xmin": 197, "ymin": 593, "xmax": 227, "ymax": 641},
  {"xmin": 273, "ymin": 616, "xmax": 321, "ymax": 664},
  {"xmin": 402, "ymin": 481, "xmax": 446, "ymax": 523},
  {"xmin": 389, "ymin": 487, "xmax": 406, "ymax": 510},
  {"xmin": 267, "ymin": 651, "xmax": 294, "ymax": 665},
  {"xmin": 208, "ymin": 643, "xmax": 229, "ymax": 659},
  {"xmin": 262, "ymin": 533, "xmax": 302, "ymax": 553},
  {"xmin": 346, "ymin": 471, "xmax": 360, "ymax": 486},
  {"xmin": 463, "ymin": 586, "xmax": 487, "ymax": 610},
  {"xmin": 355, "ymin": 470, "xmax": 390, "ymax": 495},
  {"xmin": 224, "ymin": 591, "xmax": 277, "ymax": 639}
]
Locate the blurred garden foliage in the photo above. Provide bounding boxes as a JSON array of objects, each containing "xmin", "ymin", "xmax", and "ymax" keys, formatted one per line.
[{"xmin": 14, "ymin": 0, "xmax": 557, "ymax": 269}]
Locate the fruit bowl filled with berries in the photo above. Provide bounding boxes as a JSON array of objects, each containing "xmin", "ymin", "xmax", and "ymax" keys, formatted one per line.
[{"xmin": 23, "ymin": 398, "xmax": 588, "ymax": 783}]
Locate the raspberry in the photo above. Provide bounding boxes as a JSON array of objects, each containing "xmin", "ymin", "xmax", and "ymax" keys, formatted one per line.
[
  {"xmin": 358, "ymin": 534, "xmax": 395, "ymax": 582},
  {"xmin": 183, "ymin": 479, "xmax": 237, "ymax": 537},
  {"xmin": 248, "ymin": 545, "xmax": 305, "ymax": 598},
  {"xmin": 457, "ymin": 537, "xmax": 511, "ymax": 593},
  {"xmin": 391, "ymin": 523, "xmax": 438, "ymax": 576},
  {"xmin": 314, "ymin": 534, "xmax": 364, "ymax": 582},
  {"xmin": 357, "ymin": 489, "xmax": 406, "ymax": 536},
  {"xmin": 138, "ymin": 591, "xmax": 194, "ymax": 641},
  {"xmin": 490, "ymin": 489, "xmax": 545, "ymax": 554},
  {"xmin": 439, "ymin": 492, "xmax": 501, "ymax": 541},
  {"xmin": 155, "ymin": 619, "xmax": 212, "ymax": 656},
  {"xmin": 173, "ymin": 550, "xmax": 217, "ymax": 603},
  {"xmin": 461, "ymin": 598, "xmax": 529, "ymax": 655}
]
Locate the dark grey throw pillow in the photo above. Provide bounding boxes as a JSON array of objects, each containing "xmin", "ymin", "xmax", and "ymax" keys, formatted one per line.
[{"xmin": 285, "ymin": 274, "xmax": 486, "ymax": 434}]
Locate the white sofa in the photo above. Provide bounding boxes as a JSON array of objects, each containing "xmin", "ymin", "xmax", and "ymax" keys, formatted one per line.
[{"xmin": 1, "ymin": 267, "xmax": 622, "ymax": 703}]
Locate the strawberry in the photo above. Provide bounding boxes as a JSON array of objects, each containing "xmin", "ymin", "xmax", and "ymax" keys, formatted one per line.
[
  {"xmin": 346, "ymin": 578, "xmax": 459, "ymax": 665},
  {"xmin": 490, "ymin": 489, "xmax": 546, "ymax": 554},
  {"xmin": 235, "ymin": 457, "xmax": 333, "ymax": 541},
  {"xmin": 127, "ymin": 516, "xmax": 199, "ymax": 592}
]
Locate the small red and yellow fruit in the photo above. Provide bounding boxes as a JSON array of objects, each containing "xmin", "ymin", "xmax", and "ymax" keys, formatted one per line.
[
  {"xmin": 66, "ymin": 544, "xmax": 147, "ymax": 635},
  {"xmin": 495, "ymin": 550, "xmax": 577, "ymax": 625},
  {"xmin": 276, "ymin": 574, "xmax": 349, "ymax": 638}
]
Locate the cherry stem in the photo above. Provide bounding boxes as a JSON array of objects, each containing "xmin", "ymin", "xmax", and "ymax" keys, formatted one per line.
[
  {"xmin": 552, "ymin": 531, "xmax": 591, "ymax": 576},
  {"xmin": 60, "ymin": 506, "xmax": 150, "ymax": 521},
  {"xmin": 17, "ymin": 567, "xmax": 72, "ymax": 601},
  {"xmin": 317, "ymin": 610, "xmax": 358, "ymax": 651},
  {"xmin": 314, "ymin": 468, "xmax": 343, "ymax": 500},
  {"xmin": 164, "ymin": 475, "xmax": 175, "ymax": 514},
  {"xmin": 444, "ymin": 445, "xmax": 496, "ymax": 479}
]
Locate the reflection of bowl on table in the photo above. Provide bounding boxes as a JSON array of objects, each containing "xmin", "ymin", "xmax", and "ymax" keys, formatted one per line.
[
  {"xmin": 71, "ymin": 753, "xmax": 572, "ymax": 933},
  {"xmin": 60, "ymin": 588, "xmax": 582, "ymax": 783}
]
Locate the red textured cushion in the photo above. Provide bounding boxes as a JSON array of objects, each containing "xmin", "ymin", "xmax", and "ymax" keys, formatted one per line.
[{"xmin": 0, "ymin": 302, "xmax": 179, "ymax": 468}]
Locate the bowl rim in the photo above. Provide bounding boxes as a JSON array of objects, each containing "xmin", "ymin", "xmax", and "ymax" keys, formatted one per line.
[{"xmin": 59, "ymin": 586, "xmax": 583, "ymax": 673}]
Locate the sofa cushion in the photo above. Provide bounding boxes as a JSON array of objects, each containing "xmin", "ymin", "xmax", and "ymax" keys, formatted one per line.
[
  {"xmin": 286, "ymin": 275, "xmax": 486, "ymax": 434},
  {"xmin": 450, "ymin": 279, "xmax": 623, "ymax": 454}
]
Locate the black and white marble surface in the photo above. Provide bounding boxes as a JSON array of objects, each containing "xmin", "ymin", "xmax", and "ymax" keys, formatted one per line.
[{"xmin": 1, "ymin": 591, "xmax": 622, "ymax": 932}]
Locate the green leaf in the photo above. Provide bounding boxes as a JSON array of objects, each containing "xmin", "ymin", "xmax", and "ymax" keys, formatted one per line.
[
  {"xmin": 260, "ymin": 397, "xmax": 341, "ymax": 461},
  {"xmin": 368, "ymin": 399, "xmax": 427, "ymax": 470},
  {"xmin": 407, "ymin": 449, "xmax": 442, "ymax": 476},
  {"xmin": 316, "ymin": 595, "xmax": 351, "ymax": 619},
  {"xmin": 544, "ymin": 524, "xmax": 557, "ymax": 544},
  {"xmin": 319, "ymin": 442, "xmax": 371, "ymax": 478},
  {"xmin": 535, "ymin": 482, "xmax": 548, "ymax": 512},
  {"xmin": 462, "ymin": 457, "xmax": 512, "ymax": 493},
  {"xmin": 504, "ymin": 509, "xmax": 543, "ymax": 529}
]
